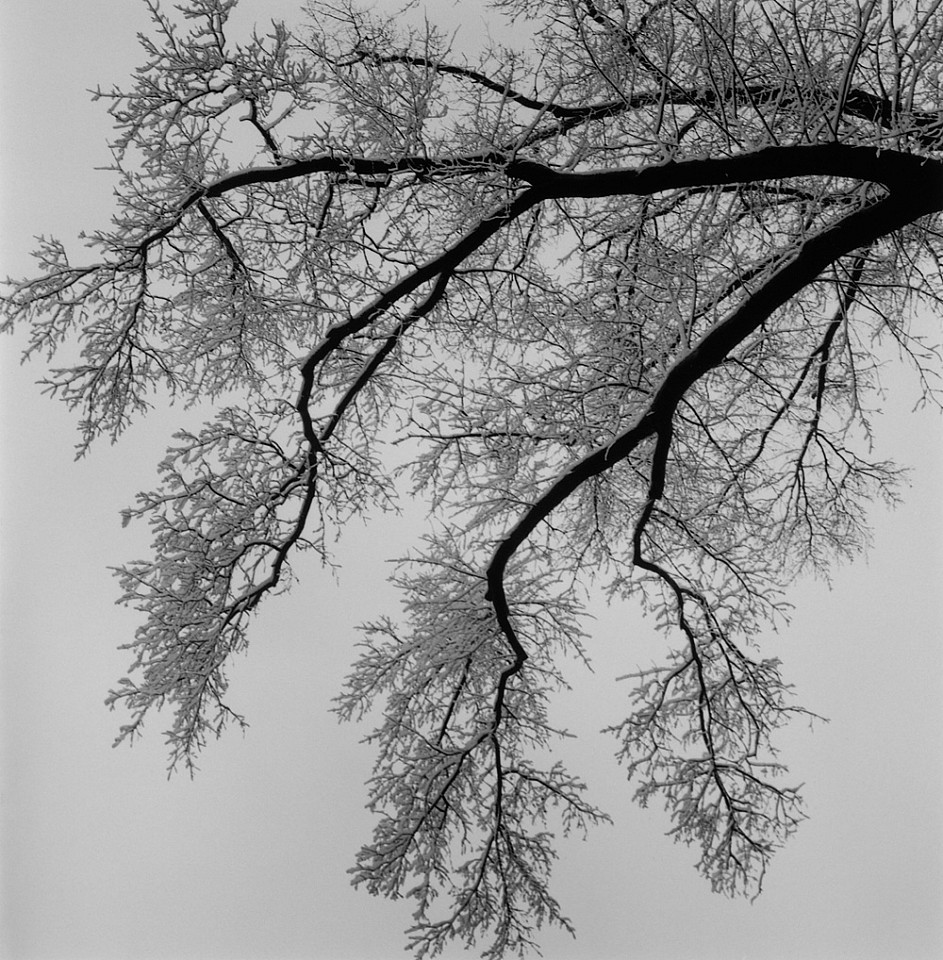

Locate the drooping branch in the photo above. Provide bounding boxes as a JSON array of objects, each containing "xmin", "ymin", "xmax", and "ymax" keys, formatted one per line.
[{"xmin": 485, "ymin": 150, "xmax": 942, "ymax": 703}]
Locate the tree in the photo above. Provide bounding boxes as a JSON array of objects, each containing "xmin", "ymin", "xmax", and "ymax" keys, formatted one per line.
[{"xmin": 3, "ymin": 0, "xmax": 942, "ymax": 954}]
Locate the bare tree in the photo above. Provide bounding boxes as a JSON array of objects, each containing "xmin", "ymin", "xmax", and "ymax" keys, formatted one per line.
[{"xmin": 4, "ymin": 0, "xmax": 942, "ymax": 954}]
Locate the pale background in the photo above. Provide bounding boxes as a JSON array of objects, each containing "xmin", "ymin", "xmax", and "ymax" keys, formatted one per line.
[{"xmin": 1, "ymin": 2, "xmax": 941, "ymax": 959}]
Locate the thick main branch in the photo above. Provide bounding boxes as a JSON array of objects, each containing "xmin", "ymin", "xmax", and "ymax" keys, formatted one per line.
[{"xmin": 485, "ymin": 146, "xmax": 943, "ymax": 683}]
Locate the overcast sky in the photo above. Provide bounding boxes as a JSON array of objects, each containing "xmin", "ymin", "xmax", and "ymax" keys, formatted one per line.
[{"xmin": 1, "ymin": 2, "xmax": 942, "ymax": 959}]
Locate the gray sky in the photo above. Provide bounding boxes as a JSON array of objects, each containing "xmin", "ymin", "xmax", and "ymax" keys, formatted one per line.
[{"xmin": 1, "ymin": 2, "xmax": 942, "ymax": 959}]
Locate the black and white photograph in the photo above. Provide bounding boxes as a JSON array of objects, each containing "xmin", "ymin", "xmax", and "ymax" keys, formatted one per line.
[{"xmin": 2, "ymin": 2, "xmax": 942, "ymax": 958}]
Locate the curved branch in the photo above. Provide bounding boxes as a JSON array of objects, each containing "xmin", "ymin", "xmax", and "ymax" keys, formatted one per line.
[
  {"xmin": 294, "ymin": 185, "xmax": 545, "ymax": 453},
  {"xmin": 361, "ymin": 50, "xmax": 603, "ymax": 118},
  {"xmin": 485, "ymin": 155, "xmax": 942, "ymax": 665}
]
